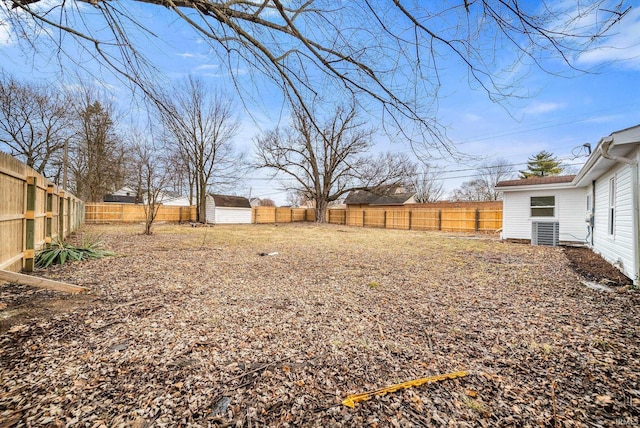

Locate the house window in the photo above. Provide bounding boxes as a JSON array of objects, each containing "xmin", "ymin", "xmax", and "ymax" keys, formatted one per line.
[
  {"xmin": 531, "ymin": 196, "xmax": 555, "ymax": 217},
  {"xmin": 609, "ymin": 177, "xmax": 616, "ymax": 235}
]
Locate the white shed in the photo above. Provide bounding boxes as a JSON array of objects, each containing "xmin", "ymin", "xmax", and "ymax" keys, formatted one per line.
[
  {"xmin": 496, "ymin": 124, "xmax": 640, "ymax": 284},
  {"xmin": 205, "ymin": 194, "xmax": 252, "ymax": 224}
]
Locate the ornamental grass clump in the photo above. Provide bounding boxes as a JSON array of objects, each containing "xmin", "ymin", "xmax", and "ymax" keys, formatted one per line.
[{"xmin": 35, "ymin": 235, "xmax": 115, "ymax": 268}]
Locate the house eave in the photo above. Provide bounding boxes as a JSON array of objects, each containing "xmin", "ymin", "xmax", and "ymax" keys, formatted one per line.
[
  {"xmin": 497, "ymin": 182, "xmax": 577, "ymax": 192},
  {"xmin": 573, "ymin": 125, "xmax": 640, "ymax": 187}
]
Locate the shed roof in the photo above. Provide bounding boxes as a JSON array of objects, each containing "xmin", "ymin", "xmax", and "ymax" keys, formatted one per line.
[
  {"xmin": 344, "ymin": 186, "xmax": 415, "ymax": 205},
  {"xmin": 210, "ymin": 194, "xmax": 251, "ymax": 208},
  {"xmin": 495, "ymin": 175, "xmax": 576, "ymax": 188}
]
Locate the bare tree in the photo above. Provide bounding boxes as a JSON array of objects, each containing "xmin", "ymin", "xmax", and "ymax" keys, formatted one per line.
[
  {"xmin": 409, "ymin": 164, "xmax": 444, "ymax": 203},
  {"xmin": 477, "ymin": 158, "xmax": 515, "ymax": 200},
  {"xmin": 451, "ymin": 158, "xmax": 515, "ymax": 201},
  {"xmin": 258, "ymin": 198, "xmax": 276, "ymax": 207},
  {"xmin": 450, "ymin": 179, "xmax": 491, "ymax": 202},
  {"xmin": 0, "ymin": 72, "xmax": 72, "ymax": 177},
  {"xmin": 0, "ymin": 1, "xmax": 628, "ymax": 155},
  {"xmin": 158, "ymin": 76, "xmax": 242, "ymax": 223},
  {"xmin": 68, "ymin": 89, "xmax": 126, "ymax": 201},
  {"xmin": 131, "ymin": 134, "xmax": 170, "ymax": 235},
  {"xmin": 255, "ymin": 103, "xmax": 415, "ymax": 222}
]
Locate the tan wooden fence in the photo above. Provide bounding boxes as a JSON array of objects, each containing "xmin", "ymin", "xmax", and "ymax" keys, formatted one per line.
[
  {"xmin": 85, "ymin": 203, "xmax": 196, "ymax": 223},
  {"xmin": 327, "ymin": 206, "xmax": 502, "ymax": 232},
  {"xmin": 253, "ymin": 207, "xmax": 316, "ymax": 224},
  {"xmin": 83, "ymin": 202, "xmax": 502, "ymax": 233},
  {"xmin": 0, "ymin": 152, "xmax": 84, "ymax": 273},
  {"xmin": 253, "ymin": 202, "xmax": 502, "ymax": 232}
]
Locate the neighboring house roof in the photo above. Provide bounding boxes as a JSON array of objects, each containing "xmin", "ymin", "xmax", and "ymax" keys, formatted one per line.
[
  {"xmin": 112, "ymin": 186, "xmax": 137, "ymax": 196},
  {"xmin": 496, "ymin": 175, "xmax": 576, "ymax": 189},
  {"xmin": 104, "ymin": 194, "xmax": 137, "ymax": 203},
  {"xmin": 344, "ymin": 186, "xmax": 415, "ymax": 205},
  {"xmin": 210, "ymin": 194, "xmax": 251, "ymax": 208}
]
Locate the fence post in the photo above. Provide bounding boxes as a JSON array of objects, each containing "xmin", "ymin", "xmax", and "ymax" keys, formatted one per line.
[
  {"xmin": 408, "ymin": 210, "xmax": 412, "ymax": 230},
  {"xmin": 438, "ymin": 209, "xmax": 442, "ymax": 231},
  {"xmin": 362, "ymin": 210, "xmax": 366, "ymax": 227},
  {"xmin": 383, "ymin": 211, "xmax": 387, "ymax": 229},
  {"xmin": 475, "ymin": 208, "xmax": 480, "ymax": 232},
  {"xmin": 58, "ymin": 191, "xmax": 65, "ymax": 241},
  {"xmin": 24, "ymin": 176, "xmax": 36, "ymax": 272},
  {"xmin": 46, "ymin": 184, "xmax": 54, "ymax": 248},
  {"xmin": 290, "ymin": 209, "xmax": 293, "ymax": 223},
  {"xmin": 67, "ymin": 196, "xmax": 71, "ymax": 232}
]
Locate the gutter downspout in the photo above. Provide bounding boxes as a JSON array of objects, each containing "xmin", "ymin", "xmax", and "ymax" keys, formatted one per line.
[{"xmin": 600, "ymin": 137, "xmax": 640, "ymax": 286}]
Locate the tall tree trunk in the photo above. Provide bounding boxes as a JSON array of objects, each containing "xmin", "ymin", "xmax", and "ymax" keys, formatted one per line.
[
  {"xmin": 198, "ymin": 180, "xmax": 207, "ymax": 223},
  {"xmin": 315, "ymin": 198, "xmax": 327, "ymax": 223}
]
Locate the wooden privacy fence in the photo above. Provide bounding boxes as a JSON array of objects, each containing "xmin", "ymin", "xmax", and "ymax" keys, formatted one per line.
[
  {"xmin": 83, "ymin": 203, "xmax": 502, "ymax": 232},
  {"xmin": 327, "ymin": 206, "xmax": 502, "ymax": 232},
  {"xmin": 0, "ymin": 152, "xmax": 84, "ymax": 273},
  {"xmin": 253, "ymin": 207, "xmax": 316, "ymax": 224},
  {"xmin": 252, "ymin": 203, "xmax": 502, "ymax": 232},
  {"xmin": 85, "ymin": 203, "xmax": 196, "ymax": 223}
]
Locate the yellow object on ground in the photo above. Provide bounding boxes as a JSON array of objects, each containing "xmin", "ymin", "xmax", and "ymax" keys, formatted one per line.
[{"xmin": 342, "ymin": 370, "xmax": 467, "ymax": 408}]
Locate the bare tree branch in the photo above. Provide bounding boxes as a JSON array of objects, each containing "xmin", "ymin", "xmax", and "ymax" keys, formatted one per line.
[{"xmin": 0, "ymin": 0, "xmax": 629, "ymax": 157}]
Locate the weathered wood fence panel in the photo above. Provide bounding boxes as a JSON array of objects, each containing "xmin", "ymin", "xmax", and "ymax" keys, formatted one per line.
[
  {"xmin": 84, "ymin": 204, "xmax": 197, "ymax": 223},
  {"xmin": 253, "ymin": 207, "xmax": 315, "ymax": 224},
  {"xmin": 0, "ymin": 152, "xmax": 84, "ymax": 273},
  {"xmin": 326, "ymin": 204, "xmax": 502, "ymax": 232}
]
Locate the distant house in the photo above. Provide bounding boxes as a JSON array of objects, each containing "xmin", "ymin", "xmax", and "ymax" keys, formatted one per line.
[
  {"xmin": 344, "ymin": 185, "xmax": 416, "ymax": 208},
  {"xmin": 496, "ymin": 124, "xmax": 640, "ymax": 284},
  {"xmin": 205, "ymin": 194, "xmax": 252, "ymax": 224},
  {"xmin": 162, "ymin": 195, "xmax": 195, "ymax": 207},
  {"xmin": 103, "ymin": 186, "xmax": 138, "ymax": 204}
]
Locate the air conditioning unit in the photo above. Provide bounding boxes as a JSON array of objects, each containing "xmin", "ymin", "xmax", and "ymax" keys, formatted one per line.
[{"xmin": 532, "ymin": 222, "xmax": 559, "ymax": 246}]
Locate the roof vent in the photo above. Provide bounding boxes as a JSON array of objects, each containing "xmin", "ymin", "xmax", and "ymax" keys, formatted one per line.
[{"xmin": 532, "ymin": 222, "xmax": 559, "ymax": 246}]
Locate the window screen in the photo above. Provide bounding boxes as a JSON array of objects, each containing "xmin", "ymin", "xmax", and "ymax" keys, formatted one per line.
[{"xmin": 531, "ymin": 196, "xmax": 555, "ymax": 217}]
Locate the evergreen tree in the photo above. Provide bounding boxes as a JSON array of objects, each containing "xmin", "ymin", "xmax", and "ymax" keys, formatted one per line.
[{"xmin": 519, "ymin": 151, "xmax": 563, "ymax": 178}]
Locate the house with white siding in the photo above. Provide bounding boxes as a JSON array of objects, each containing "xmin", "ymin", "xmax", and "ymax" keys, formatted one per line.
[
  {"xmin": 205, "ymin": 194, "xmax": 252, "ymax": 224},
  {"xmin": 496, "ymin": 124, "xmax": 640, "ymax": 284}
]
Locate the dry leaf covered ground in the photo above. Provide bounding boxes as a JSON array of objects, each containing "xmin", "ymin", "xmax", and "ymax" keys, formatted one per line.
[{"xmin": 1, "ymin": 223, "xmax": 639, "ymax": 427}]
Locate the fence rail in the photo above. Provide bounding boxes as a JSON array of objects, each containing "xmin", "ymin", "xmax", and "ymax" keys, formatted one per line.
[{"xmin": 0, "ymin": 152, "xmax": 84, "ymax": 273}]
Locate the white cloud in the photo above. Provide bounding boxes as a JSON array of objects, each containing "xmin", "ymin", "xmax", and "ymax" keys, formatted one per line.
[
  {"xmin": 177, "ymin": 52, "xmax": 196, "ymax": 58},
  {"xmin": 524, "ymin": 101, "xmax": 566, "ymax": 115},
  {"xmin": 194, "ymin": 64, "xmax": 220, "ymax": 71},
  {"xmin": 577, "ymin": 7, "xmax": 640, "ymax": 70}
]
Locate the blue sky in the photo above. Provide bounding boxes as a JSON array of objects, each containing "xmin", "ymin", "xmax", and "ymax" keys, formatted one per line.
[{"xmin": 1, "ymin": 1, "xmax": 640, "ymax": 204}]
